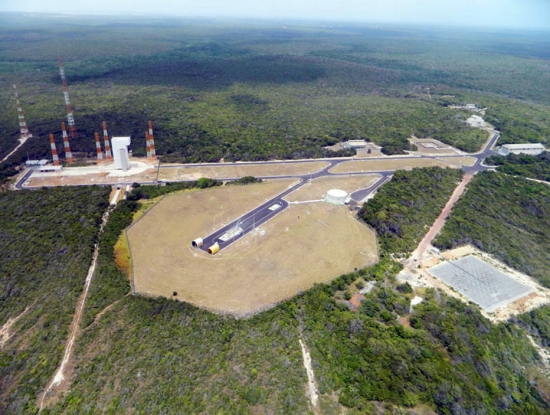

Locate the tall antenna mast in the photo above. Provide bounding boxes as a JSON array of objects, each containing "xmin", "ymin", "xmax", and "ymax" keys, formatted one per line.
[
  {"xmin": 61, "ymin": 122, "xmax": 73, "ymax": 164},
  {"xmin": 148, "ymin": 120, "xmax": 157, "ymax": 160},
  {"xmin": 94, "ymin": 132, "xmax": 104, "ymax": 163},
  {"xmin": 49, "ymin": 133, "xmax": 60, "ymax": 166},
  {"xmin": 58, "ymin": 58, "xmax": 77, "ymax": 138},
  {"xmin": 102, "ymin": 121, "xmax": 113, "ymax": 161},
  {"xmin": 13, "ymin": 84, "xmax": 32, "ymax": 139}
]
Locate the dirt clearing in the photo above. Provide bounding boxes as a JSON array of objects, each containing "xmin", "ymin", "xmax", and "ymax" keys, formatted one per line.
[
  {"xmin": 329, "ymin": 158, "xmax": 459, "ymax": 174},
  {"xmin": 158, "ymin": 161, "xmax": 329, "ymax": 181},
  {"xmin": 128, "ymin": 182, "xmax": 377, "ymax": 316}
]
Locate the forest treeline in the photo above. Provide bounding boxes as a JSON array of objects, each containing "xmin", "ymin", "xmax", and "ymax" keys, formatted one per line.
[{"xmin": 486, "ymin": 152, "xmax": 550, "ymax": 181}]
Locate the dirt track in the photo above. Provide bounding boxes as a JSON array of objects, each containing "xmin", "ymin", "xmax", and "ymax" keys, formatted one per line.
[
  {"xmin": 411, "ymin": 173, "xmax": 473, "ymax": 261},
  {"xmin": 38, "ymin": 208, "xmax": 111, "ymax": 411}
]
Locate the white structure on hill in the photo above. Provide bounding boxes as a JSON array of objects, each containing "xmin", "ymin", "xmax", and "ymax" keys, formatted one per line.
[
  {"xmin": 112, "ymin": 136, "xmax": 131, "ymax": 171},
  {"xmin": 500, "ymin": 143, "xmax": 545, "ymax": 156}
]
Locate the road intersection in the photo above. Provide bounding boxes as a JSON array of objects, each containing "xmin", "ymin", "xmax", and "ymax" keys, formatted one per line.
[{"xmin": 14, "ymin": 131, "xmax": 500, "ymax": 253}]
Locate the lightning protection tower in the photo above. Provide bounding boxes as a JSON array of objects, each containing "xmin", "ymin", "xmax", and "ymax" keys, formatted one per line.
[
  {"xmin": 13, "ymin": 84, "xmax": 32, "ymax": 139},
  {"xmin": 61, "ymin": 122, "xmax": 73, "ymax": 164},
  {"xmin": 58, "ymin": 58, "xmax": 77, "ymax": 138},
  {"xmin": 102, "ymin": 121, "xmax": 113, "ymax": 161},
  {"xmin": 94, "ymin": 132, "xmax": 104, "ymax": 163},
  {"xmin": 49, "ymin": 133, "xmax": 60, "ymax": 166},
  {"xmin": 147, "ymin": 120, "xmax": 157, "ymax": 160}
]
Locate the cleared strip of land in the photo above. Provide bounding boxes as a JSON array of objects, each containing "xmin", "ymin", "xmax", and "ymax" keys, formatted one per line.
[
  {"xmin": 329, "ymin": 158, "xmax": 459, "ymax": 173},
  {"xmin": 437, "ymin": 156, "xmax": 477, "ymax": 167},
  {"xmin": 158, "ymin": 161, "xmax": 330, "ymax": 181}
]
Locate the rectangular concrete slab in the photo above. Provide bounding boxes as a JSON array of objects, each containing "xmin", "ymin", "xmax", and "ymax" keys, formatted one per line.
[{"xmin": 429, "ymin": 255, "xmax": 533, "ymax": 312}]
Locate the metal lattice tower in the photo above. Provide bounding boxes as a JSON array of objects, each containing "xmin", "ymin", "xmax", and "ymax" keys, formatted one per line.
[
  {"xmin": 13, "ymin": 84, "xmax": 32, "ymax": 139},
  {"xmin": 58, "ymin": 58, "xmax": 77, "ymax": 138},
  {"xmin": 49, "ymin": 133, "xmax": 60, "ymax": 166},
  {"xmin": 102, "ymin": 121, "xmax": 113, "ymax": 161},
  {"xmin": 148, "ymin": 120, "xmax": 156, "ymax": 160},
  {"xmin": 94, "ymin": 132, "xmax": 104, "ymax": 163},
  {"xmin": 61, "ymin": 122, "xmax": 73, "ymax": 164}
]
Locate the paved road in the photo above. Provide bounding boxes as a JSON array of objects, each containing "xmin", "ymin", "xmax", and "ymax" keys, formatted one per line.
[
  {"xmin": 194, "ymin": 130, "xmax": 500, "ymax": 253},
  {"xmin": 14, "ymin": 131, "xmax": 501, "ymax": 253},
  {"xmin": 198, "ymin": 181, "xmax": 304, "ymax": 252}
]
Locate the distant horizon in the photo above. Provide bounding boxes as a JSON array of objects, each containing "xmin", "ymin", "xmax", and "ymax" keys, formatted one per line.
[
  {"xmin": 1, "ymin": 0, "xmax": 549, "ymax": 30},
  {"xmin": 1, "ymin": 11, "xmax": 549, "ymax": 33}
]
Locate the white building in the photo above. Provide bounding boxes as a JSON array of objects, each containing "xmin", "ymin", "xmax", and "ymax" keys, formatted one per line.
[
  {"xmin": 500, "ymin": 143, "xmax": 545, "ymax": 156},
  {"xmin": 111, "ymin": 137, "xmax": 131, "ymax": 171},
  {"xmin": 344, "ymin": 140, "xmax": 367, "ymax": 149}
]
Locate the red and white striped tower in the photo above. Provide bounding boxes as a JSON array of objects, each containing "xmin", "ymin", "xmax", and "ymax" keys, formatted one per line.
[
  {"xmin": 61, "ymin": 122, "xmax": 73, "ymax": 164},
  {"xmin": 94, "ymin": 132, "xmax": 104, "ymax": 163},
  {"xmin": 145, "ymin": 131, "xmax": 151, "ymax": 159},
  {"xmin": 102, "ymin": 121, "xmax": 113, "ymax": 161},
  {"xmin": 49, "ymin": 133, "xmax": 60, "ymax": 166},
  {"xmin": 58, "ymin": 58, "xmax": 77, "ymax": 138},
  {"xmin": 13, "ymin": 84, "xmax": 32, "ymax": 139},
  {"xmin": 148, "ymin": 120, "xmax": 157, "ymax": 160}
]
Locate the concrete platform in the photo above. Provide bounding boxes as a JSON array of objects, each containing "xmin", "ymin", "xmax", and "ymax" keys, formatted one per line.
[{"xmin": 429, "ymin": 255, "xmax": 533, "ymax": 312}]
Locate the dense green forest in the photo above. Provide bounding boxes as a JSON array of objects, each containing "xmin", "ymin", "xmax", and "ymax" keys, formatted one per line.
[
  {"xmin": 1, "ymin": 14, "xmax": 549, "ymax": 177},
  {"xmin": 2, "ymin": 179, "xmax": 550, "ymax": 414},
  {"xmin": 358, "ymin": 167, "xmax": 463, "ymax": 254},
  {"xmin": 434, "ymin": 171, "xmax": 550, "ymax": 288},
  {"xmin": 0, "ymin": 186, "xmax": 110, "ymax": 413},
  {"xmin": 45, "ymin": 254, "xmax": 550, "ymax": 414},
  {"xmin": 486, "ymin": 152, "xmax": 550, "ymax": 181}
]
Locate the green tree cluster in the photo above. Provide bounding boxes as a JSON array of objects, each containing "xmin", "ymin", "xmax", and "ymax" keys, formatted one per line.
[{"xmin": 358, "ymin": 167, "xmax": 463, "ymax": 254}]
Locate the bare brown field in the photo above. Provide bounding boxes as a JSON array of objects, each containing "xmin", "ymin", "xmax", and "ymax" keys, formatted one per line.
[
  {"xmin": 329, "ymin": 158, "xmax": 459, "ymax": 174},
  {"xmin": 158, "ymin": 161, "xmax": 329, "ymax": 181},
  {"xmin": 285, "ymin": 174, "xmax": 381, "ymax": 202},
  {"xmin": 437, "ymin": 156, "xmax": 477, "ymax": 167},
  {"xmin": 128, "ymin": 182, "xmax": 377, "ymax": 316}
]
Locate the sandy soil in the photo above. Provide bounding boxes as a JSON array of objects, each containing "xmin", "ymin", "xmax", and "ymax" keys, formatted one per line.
[
  {"xmin": 411, "ymin": 173, "xmax": 472, "ymax": 262},
  {"xmin": 285, "ymin": 174, "xmax": 381, "ymax": 202},
  {"xmin": 128, "ymin": 182, "xmax": 377, "ymax": 316},
  {"xmin": 400, "ymin": 244, "xmax": 550, "ymax": 322},
  {"xmin": 158, "ymin": 161, "xmax": 329, "ymax": 181},
  {"xmin": 0, "ymin": 302, "xmax": 36, "ymax": 349},
  {"xmin": 329, "ymin": 158, "xmax": 460, "ymax": 174}
]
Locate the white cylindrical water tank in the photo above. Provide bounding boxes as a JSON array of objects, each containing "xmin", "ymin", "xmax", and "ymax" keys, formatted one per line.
[{"xmin": 324, "ymin": 189, "xmax": 349, "ymax": 205}]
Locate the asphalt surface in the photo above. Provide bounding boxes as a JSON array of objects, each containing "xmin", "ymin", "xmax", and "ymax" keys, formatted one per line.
[
  {"xmin": 13, "ymin": 130, "xmax": 501, "ymax": 253},
  {"xmin": 195, "ymin": 130, "xmax": 500, "ymax": 253}
]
